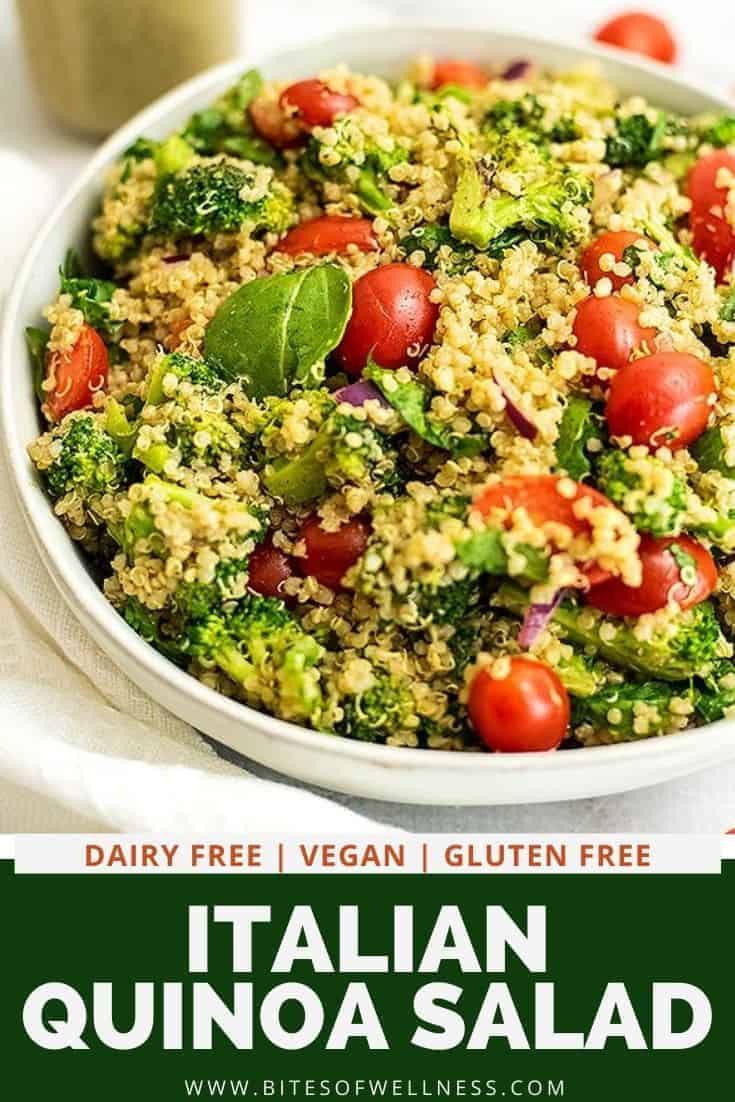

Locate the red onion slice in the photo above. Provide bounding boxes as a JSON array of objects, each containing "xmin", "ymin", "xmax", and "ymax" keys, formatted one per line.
[
  {"xmin": 518, "ymin": 589, "xmax": 565, "ymax": 649},
  {"xmin": 493, "ymin": 370, "xmax": 538, "ymax": 440},
  {"xmin": 502, "ymin": 60, "xmax": 533, "ymax": 81},
  {"xmin": 334, "ymin": 380, "xmax": 390, "ymax": 408}
]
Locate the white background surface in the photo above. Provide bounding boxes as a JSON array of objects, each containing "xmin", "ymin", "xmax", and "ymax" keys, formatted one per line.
[{"xmin": 1, "ymin": 0, "xmax": 734, "ymax": 831}]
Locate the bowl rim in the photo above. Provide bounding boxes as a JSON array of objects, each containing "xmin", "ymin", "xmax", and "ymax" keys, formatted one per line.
[{"xmin": 3, "ymin": 22, "xmax": 735, "ymax": 784}]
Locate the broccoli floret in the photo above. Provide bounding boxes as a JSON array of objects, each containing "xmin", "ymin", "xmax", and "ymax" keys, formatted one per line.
[
  {"xmin": 300, "ymin": 118, "xmax": 407, "ymax": 215},
  {"xmin": 149, "ymin": 159, "xmax": 293, "ymax": 239},
  {"xmin": 181, "ymin": 69, "xmax": 279, "ymax": 167},
  {"xmin": 493, "ymin": 582, "xmax": 729, "ymax": 681},
  {"xmin": 119, "ymin": 596, "xmax": 186, "ymax": 665},
  {"xmin": 603, "ymin": 112, "xmax": 690, "ymax": 167},
  {"xmin": 185, "ymin": 595, "xmax": 323, "ymax": 721},
  {"xmin": 37, "ymin": 413, "xmax": 130, "ymax": 502},
  {"xmin": 449, "ymin": 147, "xmax": 592, "ymax": 253},
  {"xmin": 131, "ymin": 353, "xmax": 241, "ymax": 475},
  {"xmin": 335, "ymin": 668, "xmax": 417, "ymax": 743},
  {"xmin": 694, "ymin": 659, "xmax": 735, "ymax": 723},
  {"xmin": 398, "ymin": 222, "xmax": 479, "ymax": 274},
  {"xmin": 721, "ymin": 288, "xmax": 735, "ymax": 324},
  {"xmin": 701, "ymin": 114, "xmax": 735, "ymax": 149},
  {"xmin": 483, "ymin": 95, "xmax": 581, "ymax": 147},
  {"xmin": 58, "ymin": 250, "xmax": 123, "ymax": 341},
  {"xmin": 596, "ymin": 449, "xmax": 688, "ymax": 536},
  {"xmin": 263, "ymin": 405, "xmax": 404, "ymax": 504},
  {"xmin": 554, "ymin": 395, "xmax": 606, "ymax": 481},
  {"xmin": 572, "ymin": 680, "xmax": 695, "ymax": 744}
]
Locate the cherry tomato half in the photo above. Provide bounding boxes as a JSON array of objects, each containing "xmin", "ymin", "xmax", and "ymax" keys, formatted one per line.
[
  {"xmin": 586, "ymin": 534, "xmax": 716, "ymax": 617},
  {"xmin": 248, "ymin": 97, "xmax": 302, "ymax": 148},
  {"xmin": 472, "ymin": 474, "xmax": 621, "ymax": 586},
  {"xmin": 335, "ymin": 263, "xmax": 439, "ymax": 376},
  {"xmin": 573, "ymin": 295, "xmax": 657, "ymax": 375},
  {"xmin": 594, "ymin": 12, "xmax": 677, "ymax": 64},
  {"xmin": 248, "ymin": 539, "xmax": 295, "ymax": 600},
  {"xmin": 688, "ymin": 151, "xmax": 735, "ymax": 282},
  {"xmin": 468, "ymin": 657, "xmax": 570, "ymax": 752},
  {"xmin": 43, "ymin": 324, "xmax": 108, "ymax": 423},
  {"xmin": 280, "ymin": 79, "xmax": 358, "ymax": 129},
  {"xmin": 580, "ymin": 230, "xmax": 654, "ymax": 292},
  {"xmin": 277, "ymin": 215, "xmax": 378, "ymax": 257},
  {"xmin": 431, "ymin": 59, "xmax": 488, "ymax": 90},
  {"xmin": 605, "ymin": 351, "xmax": 715, "ymax": 449},
  {"xmin": 298, "ymin": 515, "xmax": 371, "ymax": 590}
]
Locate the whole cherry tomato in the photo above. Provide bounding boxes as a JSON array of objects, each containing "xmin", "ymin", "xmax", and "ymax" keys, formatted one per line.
[
  {"xmin": 580, "ymin": 230, "xmax": 654, "ymax": 292},
  {"xmin": 594, "ymin": 12, "xmax": 677, "ymax": 64},
  {"xmin": 467, "ymin": 657, "xmax": 570, "ymax": 752},
  {"xmin": 573, "ymin": 295, "xmax": 656, "ymax": 375},
  {"xmin": 280, "ymin": 79, "xmax": 358, "ymax": 129},
  {"xmin": 605, "ymin": 351, "xmax": 715, "ymax": 449},
  {"xmin": 43, "ymin": 324, "xmax": 109, "ymax": 422},
  {"xmin": 248, "ymin": 539, "xmax": 295, "ymax": 600},
  {"xmin": 298, "ymin": 515, "xmax": 371, "ymax": 590},
  {"xmin": 586, "ymin": 534, "xmax": 716, "ymax": 617},
  {"xmin": 472, "ymin": 474, "xmax": 624, "ymax": 586},
  {"xmin": 431, "ymin": 59, "xmax": 488, "ymax": 90},
  {"xmin": 277, "ymin": 215, "xmax": 378, "ymax": 257},
  {"xmin": 688, "ymin": 151, "xmax": 735, "ymax": 282},
  {"xmin": 335, "ymin": 263, "xmax": 438, "ymax": 376}
]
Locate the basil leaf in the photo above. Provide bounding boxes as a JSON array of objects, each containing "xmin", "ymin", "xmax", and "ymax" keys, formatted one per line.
[
  {"xmin": 25, "ymin": 326, "xmax": 49, "ymax": 404},
  {"xmin": 555, "ymin": 394, "xmax": 604, "ymax": 480},
  {"xmin": 691, "ymin": 426, "xmax": 735, "ymax": 478},
  {"xmin": 364, "ymin": 362, "xmax": 487, "ymax": 457},
  {"xmin": 456, "ymin": 528, "xmax": 549, "ymax": 583},
  {"xmin": 204, "ymin": 264, "xmax": 352, "ymax": 398}
]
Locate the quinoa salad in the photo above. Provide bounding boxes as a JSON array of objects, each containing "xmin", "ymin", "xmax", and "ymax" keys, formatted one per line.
[{"xmin": 25, "ymin": 55, "xmax": 735, "ymax": 753}]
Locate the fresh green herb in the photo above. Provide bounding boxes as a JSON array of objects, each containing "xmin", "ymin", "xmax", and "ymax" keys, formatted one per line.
[
  {"xmin": 691, "ymin": 426, "xmax": 735, "ymax": 479},
  {"xmin": 363, "ymin": 362, "xmax": 488, "ymax": 457},
  {"xmin": 455, "ymin": 528, "xmax": 549, "ymax": 583},
  {"xmin": 555, "ymin": 395, "xmax": 603, "ymax": 480},
  {"xmin": 58, "ymin": 250, "xmax": 122, "ymax": 341},
  {"xmin": 701, "ymin": 114, "xmax": 735, "ymax": 148},
  {"xmin": 25, "ymin": 326, "xmax": 49, "ymax": 404},
  {"xmin": 205, "ymin": 264, "xmax": 352, "ymax": 398}
]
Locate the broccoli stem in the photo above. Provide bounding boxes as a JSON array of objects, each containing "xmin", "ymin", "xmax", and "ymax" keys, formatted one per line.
[
  {"xmin": 572, "ymin": 680, "xmax": 694, "ymax": 743},
  {"xmin": 493, "ymin": 581, "xmax": 709, "ymax": 681}
]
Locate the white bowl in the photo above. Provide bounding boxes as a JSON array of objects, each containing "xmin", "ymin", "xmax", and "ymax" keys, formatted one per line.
[{"xmin": 4, "ymin": 25, "xmax": 735, "ymax": 807}]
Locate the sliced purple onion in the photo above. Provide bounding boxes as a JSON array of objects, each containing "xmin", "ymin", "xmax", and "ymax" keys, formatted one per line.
[
  {"xmin": 334, "ymin": 379, "xmax": 390, "ymax": 408},
  {"xmin": 501, "ymin": 59, "xmax": 533, "ymax": 81},
  {"xmin": 518, "ymin": 590, "xmax": 565, "ymax": 650},
  {"xmin": 493, "ymin": 371, "xmax": 538, "ymax": 440}
]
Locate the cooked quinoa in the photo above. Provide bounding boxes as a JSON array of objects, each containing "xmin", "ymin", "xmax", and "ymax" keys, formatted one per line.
[{"xmin": 25, "ymin": 57, "xmax": 735, "ymax": 751}]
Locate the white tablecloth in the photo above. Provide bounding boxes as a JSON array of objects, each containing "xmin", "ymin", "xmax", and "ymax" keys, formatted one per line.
[{"xmin": 1, "ymin": 0, "xmax": 733, "ymax": 832}]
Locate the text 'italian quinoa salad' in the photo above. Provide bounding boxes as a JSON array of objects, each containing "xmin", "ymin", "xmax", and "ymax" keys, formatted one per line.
[{"xmin": 26, "ymin": 56, "xmax": 735, "ymax": 753}]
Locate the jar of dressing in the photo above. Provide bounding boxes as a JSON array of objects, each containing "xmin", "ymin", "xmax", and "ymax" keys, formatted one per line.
[{"xmin": 16, "ymin": 0, "xmax": 241, "ymax": 137}]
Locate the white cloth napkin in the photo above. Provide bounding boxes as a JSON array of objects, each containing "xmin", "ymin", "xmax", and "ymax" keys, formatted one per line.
[{"xmin": 0, "ymin": 151, "xmax": 381, "ymax": 832}]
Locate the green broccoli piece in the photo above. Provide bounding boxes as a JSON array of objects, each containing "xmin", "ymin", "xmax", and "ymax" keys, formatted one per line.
[
  {"xmin": 58, "ymin": 250, "xmax": 123, "ymax": 341},
  {"xmin": 335, "ymin": 669, "xmax": 417, "ymax": 743},
  {"xmin": 263, "ymin": 404, "xmax": 404, "ymax": 504},
  {"xmin": 153, "ymin": 135, "xmax": 195, "ymax": 178},
  {"xmin": 483, "ymin": 95, "xmax": 580, "ymax": 146},
  {"xmin": 720, "ymin": 288, "xmax": 735, "ymax": 324},
  {"xmin": 554, "ymin": 394, "xmax": 605, "ymax": 481},
  {"xmin": 691, "ymin": 426, "xmax": 735, "ymax": 478},
  {"xmin": 185, "ymin": 595, "xmax": 323, "ymax": 721},
  {"xmin": 596, "ymin": 449, "xmax": 688, "ymax": 536},
  {"xmin": 149, "ymin": 160, "xmax": 293, "ymax": 239},
  {"xmin": 300, "ymin": 119, "xmax": 407, "ymax": 215},
  {"xmin": 144, "ymin": 352, "xmax": 225, "ymax": 404},
  {"xmin": 39, "ymin": 413, "xmax": 130, "ymax": 501},
  {"xmin": 604, "ymin": 112, "xmax": 678, "ymax": 167},
  {"xmin": 363, "ymin": 362, "xmax": 488, "ymax": 457},
  {"xmin": 398, "ymin": 222, "xmax": 479, "ymax": 274},
  {"xmin": 181, "ymin": 69, "xmax": 279, "ymax": 167},
  {"xmin": 449, "ymin": 148, "xmax": 592, "ymax": 253},
  {"xmin": 119, "ymin": 596, "xmax": 186, "ymax": 665},
  {"xmin": 572, "ymin": 680, "xmax": 695, "ymax": 743},
  {"xmin": 493, "ymin": 581, "xmax": 728, "ymax": 681},
  {"xmin": 701, "ymin": 115, "xmax": 735, "ymax": 149},
  {"xmin": 694, "ymin": 659, "xmax": 735, "ymax": 723}
]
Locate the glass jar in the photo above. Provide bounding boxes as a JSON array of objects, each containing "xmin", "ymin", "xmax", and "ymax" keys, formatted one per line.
[{"xmin": 16, "ymin": 0, "xmax": 241, "ymax": 137}]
